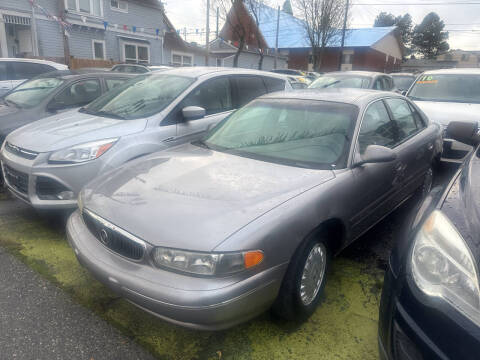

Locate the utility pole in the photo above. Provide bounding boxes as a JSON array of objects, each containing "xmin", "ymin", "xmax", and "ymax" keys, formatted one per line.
[
  {"xmin": 274, "ymin": 6, "xmax": 280, "ymax": 69},
  {"xmin": 216, "ymin": 7, "xmax": 219, "ymax": 38},
  {"xmin": 184, "ymin": 27, "xmax": 187, "ymax": 41},
  {"xmin": 57, "ymin": 0, "xmax": 70, "ymax": 67},
  {"xmin": 206, "ymin": 0, "xmax": 210, "ymax": 66},
  {"xmin": 338, "ymin": 0, "xmax": 349, "ymax": 71},
  {"xmin": 30, "ymin": 1, "xmax": 39, "ymax": 56}
]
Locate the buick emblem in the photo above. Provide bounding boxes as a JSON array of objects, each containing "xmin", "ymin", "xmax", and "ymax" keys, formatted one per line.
[{"xmin": 99, "ymin": 229, "xmax": 109, "ymax": 246}]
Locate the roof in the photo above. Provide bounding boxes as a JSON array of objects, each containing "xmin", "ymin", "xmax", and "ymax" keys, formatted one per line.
[
  {"xmin": 260, "ymin": 88, "xmax": 399, "ymax": 105},
  {"xmin": 245, "ymin": 3, "xmax": 396, "ymax": 49},
  {"xmin": 324, "ymin": 71, "xmax": 386, "ymax": 78},
  {"xmin": 0, "ymin": 58, "xmax": 67, "ymax": 69},
  {"xmin": 35, "ymin": 70, "xmax": 136, "ymax": 80},
  {"xmin": 422, "ymin": 68, "xmax": 480, "ymax": 75},
  {"xmin": 156, "ymin": 66, "xmax": 289, "ymax": 79}
]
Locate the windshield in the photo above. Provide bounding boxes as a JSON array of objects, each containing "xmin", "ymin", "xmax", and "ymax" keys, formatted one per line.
[
  {"xmin": 408, "ymin": 74, "xmax": 480, "ymax": 104},
  {"xmin": 84, "ymin": 74, "xmax": 195, "ymax": 119},
  {"xmin": 309, "ymin": 75, "xmax": 371, "ymax": 89},
  {"xmin": 202, "ymin": 99, "xmax": 357, "ymax": 169},
  {"xmin": 3, "ymin": 77, "xmax": 64, "ymax": 109},
  {"xmin": 392, "ymin": 75, "xmax": 415, "ymax": 90}
]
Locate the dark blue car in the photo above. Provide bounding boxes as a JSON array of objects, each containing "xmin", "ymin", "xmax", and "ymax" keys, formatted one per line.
[{"xmin": 379, "ymin": 121, "xmax": 480, "ymax": 359}]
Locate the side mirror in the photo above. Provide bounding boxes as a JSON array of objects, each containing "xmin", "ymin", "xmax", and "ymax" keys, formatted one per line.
[
  {"xmin": 353, "ymin": 145, "xmax": 397, "ymax": 167},
  {"xmin": 182, "ymin": 106, "xmax": 206, "ymax": 121},
  {"xmin": 447, "ymin": 121, "xmax": 480, "ymax": 147}
]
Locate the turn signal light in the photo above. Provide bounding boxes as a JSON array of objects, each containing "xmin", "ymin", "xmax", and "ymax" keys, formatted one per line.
[{"xmin": 244, "ymin": 251, "xmax": 264, "ymax": 268}]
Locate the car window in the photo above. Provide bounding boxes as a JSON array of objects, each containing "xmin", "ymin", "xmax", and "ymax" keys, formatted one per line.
[
  {"xmin": 233, "ymin": 76, "xmax": 267, "ymax": 108},
  {"xmin": 385, "ymin": 98, "xmax": 420, "ymax": 141},
  {"xmin": 358, "ymin": 100, "xmax": 397, "ymax": 153},
  {"xmin": 383, "ymin": 77, "xmax": 393, "ymax": 91},
  {"xmin": 310, "ymin": 75, "xmax": 371, "ymax": 89},
  {"xmin": 0, "ymin": 62, "xmax": 8, "ymax": 81},
  {"xmin": 11, "ymin": 62, "xmax": 53, "ymax": 80},
  {"xmin": 182, "ymin": 77, "xmax": 233, "ymax": 116},
  {"xmin": 51, "ymin": 79, "xmax": 101, "ymax": 109},
  {"xmin": 4, "ymin": 77, "xmax": 64, "ymax": 109},
  {"xmin": 263, "ymin": 77, "xmax": 286, "ymax": 92},
  {"xmin": 408, "ymin": 102, "xmax": 426, "ymax": 129},
  {"xmin": 373, "ymin": 78, "xmax": 384, "ymax": 90},
  {"xmin": 105, "ymin": 78, "xmax": 127, "ymax": 90}
]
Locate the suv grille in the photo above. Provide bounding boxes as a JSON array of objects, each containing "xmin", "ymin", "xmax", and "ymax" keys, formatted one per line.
[
  {"xmin": 5, "ymin": 142, "xmax": 39, "ymax": 160},
  {"xmin": 3, "ymin": 165, "xmax": 29, "ymax": 194},
  {"xmin": 82, "ymin": 209, "xmax": 145, "ymax": 261}
]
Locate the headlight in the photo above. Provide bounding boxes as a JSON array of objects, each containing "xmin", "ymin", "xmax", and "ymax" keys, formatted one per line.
[
  {"xmin": 411, "ymin": 210, "xmax": 480, "ymax": 325},
  {"xmin": 151, "ymin": 247, "xmax": 264, "ymax": 276},
  {"xmin": 49, "ymin": 138, "xmax": 118, "ymax": 164}
]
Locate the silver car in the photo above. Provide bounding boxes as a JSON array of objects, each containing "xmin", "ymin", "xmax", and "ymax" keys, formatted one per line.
[
  {"xmin": 67, "ymin": 89, "xmax": 442, "ymax": 330},
  {"xmin": 309, "ymin": 71, "xmax": 395, "ymax": 92},
  {"xmin": 1, "ymin": 67, "xmax": 290, "ymax": 209}
]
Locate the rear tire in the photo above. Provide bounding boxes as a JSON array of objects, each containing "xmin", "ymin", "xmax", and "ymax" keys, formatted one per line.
[{"xmin": 272, "ymin": 236, "xmax": 331, "ymax": 322}]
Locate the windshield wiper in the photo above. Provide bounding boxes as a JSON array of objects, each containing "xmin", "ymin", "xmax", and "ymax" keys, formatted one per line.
[
  {"xmin": 4, "ymin": 99, "xmax": 21, "ymax": 109},
  {"xmin": 94, "ymin": 110, "xmax": 127, "ymax": 120},
  {"xmin": 323, "ymin": 80, "xmax": 341, "ymax": 88}
]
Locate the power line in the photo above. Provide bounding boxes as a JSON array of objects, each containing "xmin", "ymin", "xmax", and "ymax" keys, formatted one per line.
[{"xmin": 352, "ymin": 2, "xmax": 480, "ymax": 5}]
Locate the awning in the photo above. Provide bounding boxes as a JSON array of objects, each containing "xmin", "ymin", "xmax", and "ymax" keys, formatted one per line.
[{"xmin": 117, "ymin": 35, "xmax": 150, "ymax": 43}]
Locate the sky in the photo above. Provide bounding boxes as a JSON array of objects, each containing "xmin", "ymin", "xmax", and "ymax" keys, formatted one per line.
[{"xmin": 164, "ymin": 0, "xmax": 480, "ymax": 51}]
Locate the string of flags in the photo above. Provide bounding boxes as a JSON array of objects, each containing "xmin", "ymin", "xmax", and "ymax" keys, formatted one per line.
[{"xmin": 28, "ymin": 0, "xmax": 71, "ymax": 30}]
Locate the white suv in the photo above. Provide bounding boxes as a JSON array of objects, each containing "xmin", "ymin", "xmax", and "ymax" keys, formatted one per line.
[{"xmin": 0, "ymin": 58, "xmax": 68, "ymax": 96}]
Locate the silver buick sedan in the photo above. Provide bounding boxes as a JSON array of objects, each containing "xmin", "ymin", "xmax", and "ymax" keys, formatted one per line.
[{"xmin": 67, "ymin": 89, "xmax": 442, "ymax": 330}]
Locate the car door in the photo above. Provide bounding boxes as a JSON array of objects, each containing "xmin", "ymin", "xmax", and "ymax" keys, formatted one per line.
[
  {"xmin": 349, "ymin": 99, "xmax": 405, "ymax": 239},
  {"xmin": 383, "ymin": 98, "xmax": 434, "ymax": 199},
  {"xmin": 174, "ymin": 76, "xmax": 235, "ymax": 144},
  {"xmin": 0, "ymin": 62, "xmax": 12, "ymax": 96}
]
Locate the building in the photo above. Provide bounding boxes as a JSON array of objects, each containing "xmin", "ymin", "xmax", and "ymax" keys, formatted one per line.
[
  {"xmin": 220, "ymin": 0, "xmax": 403, "ymax": 73},
  {"xmin": 436, "ymin": 50, "xmax": 480, "ymax": 68},
  {"xmin": 0, "ymin": 0, "xmax": 199, "ymax": 67}
]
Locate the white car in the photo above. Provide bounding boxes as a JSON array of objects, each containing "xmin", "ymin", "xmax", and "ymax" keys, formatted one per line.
[
  {"xmin": 407, "ymin": 68, "xmax": 480, "ymax": 161},
  {"xmin": 0, "ymin": 58, "xmax": 68, "ymax": 96}
]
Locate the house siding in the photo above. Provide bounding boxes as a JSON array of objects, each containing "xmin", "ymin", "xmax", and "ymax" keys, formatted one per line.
[{"xmin": 36, "ymin": 19, "xmax": 65, "ymax": 58}]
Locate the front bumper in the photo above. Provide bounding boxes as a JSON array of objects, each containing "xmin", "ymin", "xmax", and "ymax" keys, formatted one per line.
[
  {"xmin": 67, "ymin": 210, "xmax": 285, "ymax": 330},
  {"xmin": 379, "ymin": 264, "xmax": 480, "ymax": 360},
  {"xmin": 0, "ymin": 147, "xmax": 106, "ymax": 209}
]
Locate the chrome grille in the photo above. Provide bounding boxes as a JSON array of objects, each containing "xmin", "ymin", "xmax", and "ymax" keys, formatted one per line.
[
  {"xmin": 5, "ymin": 142, "xmax": 39, "ymax": 160},
  {"xmin": 82, "ymin": 209, "xmax": 145, "ymax": 261},
  {"xmin": 3, "ymin": 165, "xmax": 28, "ymax": 195}
]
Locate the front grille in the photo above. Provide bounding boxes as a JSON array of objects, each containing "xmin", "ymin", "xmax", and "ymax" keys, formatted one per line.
[
  {"xmin": 5, "ymin": 142, "xmax": 39, "ymax": 160},
  {"xmin": 82, "ymin": 210, "xmax": 145, "ymax": 261},
  {"xmin": 36, "ymin": 176, "xmax": 70, "ymax": 200},
  {"xmin": 3, "ymin": 165, "xmax": 29, "ymax": 194}
]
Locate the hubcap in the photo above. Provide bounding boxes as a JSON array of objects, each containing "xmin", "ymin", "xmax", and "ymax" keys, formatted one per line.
[{"xmin": 300, "ymin": 243, "xmax": 327, "ymax": 306}]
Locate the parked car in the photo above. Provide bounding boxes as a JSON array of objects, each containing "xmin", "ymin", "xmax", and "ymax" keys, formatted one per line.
[
  {"xmin": 309, "ymin": 71, "xmax": 395, "ymax": 92},
  {"xmin": 378, "ymin": 120, "xmax": 480, "ymax": 360},
  {"xmin": 271, "ymin": 69, "xmax": 311, "ymax": 84},
  {"xmin": 66, "ymin": 89, "xmax": 442, "ymax": 330},
  {"xmin": 0, "ymin": 71, "xmax": 134, "ymax": 146},
  {"xmin": 0, "ymin": 58, "xmax": 68, "ymax": 96},
  {"xmin": 1, "ymin": 68, "xmax": 290, "ymax": 209},
  {"xmin": 390, "ymin": 73, "xmax": 416, "ymax": 93},
  {"xmin": 407, "ymin": 68, "xmax": 480, "ymax": 161},
  {"xmin": 110, "ymin": 64, "xmax": 172, "ymax": 74}
]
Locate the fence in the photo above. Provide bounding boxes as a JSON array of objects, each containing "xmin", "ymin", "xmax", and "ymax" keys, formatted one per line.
[{"xmin": 28, "ymin": 56, "xmax": 118, "ymax": 69}]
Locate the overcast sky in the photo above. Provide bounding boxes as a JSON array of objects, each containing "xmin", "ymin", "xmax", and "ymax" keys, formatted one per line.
[{"xmin": 164, "ymin": 0, "xmax": 480, "ymax": 51}]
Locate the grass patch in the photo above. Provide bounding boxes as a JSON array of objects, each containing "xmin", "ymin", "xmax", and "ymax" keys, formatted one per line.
[{"xmin": 0, "ymin": 210, "xmax": 383, "ymax": 360}]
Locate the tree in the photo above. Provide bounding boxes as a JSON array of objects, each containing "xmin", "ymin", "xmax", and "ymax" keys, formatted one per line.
[
  {"xmin": 295, "ymin": 0, "xmax": 349, "ymax": 71},
  {"xmin": 374, "ymin": 12, "xmax": 413, "ymax": 56},
  {"xmin": 283, "ymin": 0, "xmax": 294, "ymax": 15},
  {"xmin": 412, "ymin": 12, "xmax": 449, "ymax": 59},
  {"xmin": 374, "ymin": 12, "xmax": 395, "ymax": 27},
  {"xmin": 244, "ymin": 0, "xmax": 271, "ymax": 69}
]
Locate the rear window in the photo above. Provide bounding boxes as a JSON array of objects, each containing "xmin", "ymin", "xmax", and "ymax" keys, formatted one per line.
[
  {"xmin": 408, "ymin": 74, "xmax": 480, "ymax": 104},
  {"xmin": 309, "ymin": 75, "xmax": 371, "ymax": 89}
]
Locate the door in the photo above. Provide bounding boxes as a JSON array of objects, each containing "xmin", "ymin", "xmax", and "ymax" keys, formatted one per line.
[
  {"xmin": 0, "ymin": 62, "xmax": 12, "ymax": 96},
  {"xmin": 384, "ymin": 98, "xmax": 433, "ymax": 199},
  {"xmin": 349, "ymin": 100, "xmax": 404, "ymax": 238},
  {"xmin": 175, "ymin": 76, "xmax": 234, "ymax": 144}
]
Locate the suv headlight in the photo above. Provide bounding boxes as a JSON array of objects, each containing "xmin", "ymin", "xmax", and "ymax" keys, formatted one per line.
[
  {"xmin": 151, "ymin": 247, "xmax": 264, "ymax": 276},
  {"xmin": 411, "ymin": 210, "xmax": 480, "ymax": 325},
  {"xmin": 49, "ymin": 138, "xmax": 118, "ymax": 164}
]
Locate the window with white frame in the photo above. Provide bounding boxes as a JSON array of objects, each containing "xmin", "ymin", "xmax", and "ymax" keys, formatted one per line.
[
  {"xmin": 111, "ymin": 0, "xmax": 128, "ymax": 12},
  {"xmin": 172, "ymin": 53, "xmax": 193, "ymax": 67},
  {"xmin": 66, "ymin": 0, "xmax": 103, "ymax": 17},
  {"xmin": 92, "ymin": 40, "xmax": 106, "ymax": 60},
  {"xmin": 123, "ymin": 42, "xmax": 150, "ymax": 64}
]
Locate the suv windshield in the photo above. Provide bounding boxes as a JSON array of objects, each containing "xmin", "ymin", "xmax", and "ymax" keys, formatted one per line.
[
  {"xmin": 309, "ymin": 75, "xmax": 371, "ymax": 89},
  {"xmin": 3, "ymin": 77, "xmax": 64, "ymax": 109},
  {"xmin": 202, "ymin": 99, "xmax": 357, "ymax": 169},
  {"xmin": 84, "ymin": 74, "xmax": 195, "ymax": 119},
  {"xmin": 408, "ymin": 74, "xmax": 480, "ymax": 103},
  {"xmin": 392, "ymin": 75, "xmax": 415, "ymax": 90}
]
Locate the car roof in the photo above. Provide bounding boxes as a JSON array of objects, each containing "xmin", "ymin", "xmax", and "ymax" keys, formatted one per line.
[
  {"xmin": 390, "ymin": 73, "xmax": 416, "ymax": 77},
  {"xmin": 0, "ymin": 57, "xmax": 68, "ymax": 69},
  {"xmin": 259, "ymin": 88, "xmax": 400, "ymax": 106},
  {"xmin": 35, "ymin": 70, "xmax": 136, "ymax": 80},
  {"xmin": 422, "ymin": 68, "xmax": 480, "ymax": 75},
  {"xmin": 152, "ymin": 66, "xmax": 287, "ymax": 79},
  {"xmin": 324, "ymin": 71, "xmax": 388, "ymax": 78}
]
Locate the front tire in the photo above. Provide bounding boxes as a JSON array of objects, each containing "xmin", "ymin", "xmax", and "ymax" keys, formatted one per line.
[{"xmin": 272, "ymin": 237, "xmax": 330, "ymax": 321}]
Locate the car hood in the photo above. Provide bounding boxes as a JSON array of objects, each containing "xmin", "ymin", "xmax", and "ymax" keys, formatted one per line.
[
  {"xmin": 0, "ymin": 104, "xmax": 22, "ymax": 135},
  {"xmin": 83, "ymin": 143, "xmax": 335, "ymax": 251},
  {"xmin": 414, "ymin": 101, "xmax": 480, "ymax": 127},
  {"xmin": 6, "ymin": 110, "xmax": 147, "ymax": 152}
]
